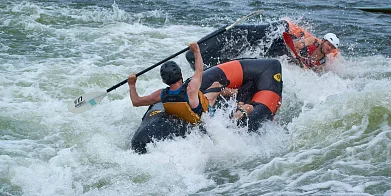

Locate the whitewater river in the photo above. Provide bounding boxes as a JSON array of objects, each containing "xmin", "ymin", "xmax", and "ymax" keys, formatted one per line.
[{"xmin": 1, "ymin": 0, "xmax": 390, "ymax": 195}]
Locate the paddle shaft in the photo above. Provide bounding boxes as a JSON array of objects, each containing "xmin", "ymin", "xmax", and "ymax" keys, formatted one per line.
[
  {"xmin": 106, "ymin": 10, "xmax": 263, "ymax": 93},
  {"xmin": 355, "ymin": 7, "xmax": 391, "ymax": 14}
]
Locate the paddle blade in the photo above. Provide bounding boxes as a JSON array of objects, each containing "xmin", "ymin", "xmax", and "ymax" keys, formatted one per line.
[
  {"xmin": 283, "ymin": 32, "xmax": 304, "ymax": 67},
  {"xmin": 282, "ymin": 32, "xmax": 299, "ymax": 58},
  {"xmin": 68, "ymin": 91, "xmax": 107, "ymax": 113}
]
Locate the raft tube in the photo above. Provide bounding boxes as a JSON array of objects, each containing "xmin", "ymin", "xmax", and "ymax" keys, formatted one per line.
[{"xmin": 130, "ymin": 102, "xmax": 189, "ymax": 154}]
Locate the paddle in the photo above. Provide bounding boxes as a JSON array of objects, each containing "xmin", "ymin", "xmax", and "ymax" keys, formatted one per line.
[
  {"xmin": 354, "ymin": 7, "xmax": 391, "ymax": 14},
  {"xmin": 68, "ymin": 10, "xmax": 263, "ymax": 114},
  {"xmin": 282, "ymin": 32, "xmax": 303, "ymax": 68}
]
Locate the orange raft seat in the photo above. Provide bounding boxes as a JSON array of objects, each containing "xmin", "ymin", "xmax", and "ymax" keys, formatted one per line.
[{"xmin": 186, "ymin": 20, "xmax": 339, "ymax": 69}]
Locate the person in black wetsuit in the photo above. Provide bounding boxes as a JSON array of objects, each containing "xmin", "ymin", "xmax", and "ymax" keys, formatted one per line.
[{"xmin": 201, "ymin": 58, "xmax": 283, "ymax": 131}]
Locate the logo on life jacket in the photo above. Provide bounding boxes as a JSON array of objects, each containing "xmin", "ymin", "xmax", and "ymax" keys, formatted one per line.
[
  {"xmin": 273, "ymin": 73, "xmax": 281, "ymax": 82},
  {"xmin": 149, "ymin": 110, "xmax": 162, "ymax": 117}
]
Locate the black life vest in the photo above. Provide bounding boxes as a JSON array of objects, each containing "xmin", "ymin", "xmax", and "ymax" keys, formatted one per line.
[{"xmin": 160, "ymin": 79, "xmax": 209, "ymax": 124}]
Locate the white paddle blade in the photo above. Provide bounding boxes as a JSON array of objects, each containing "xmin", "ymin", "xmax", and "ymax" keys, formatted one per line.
[{"xmin": 68, "ymin": 91, "xmax": 107, "ymax": 113}]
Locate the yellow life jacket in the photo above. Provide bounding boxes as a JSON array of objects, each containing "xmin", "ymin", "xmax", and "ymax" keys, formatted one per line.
[{"xmin": 161, "ymin": 80, "xmax": 209, "ymax": 124}]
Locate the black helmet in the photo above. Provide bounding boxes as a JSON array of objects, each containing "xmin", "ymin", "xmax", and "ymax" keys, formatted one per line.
[{"xmin": 160, "ymin": 61, "xmax": 182, "ymax": 85}]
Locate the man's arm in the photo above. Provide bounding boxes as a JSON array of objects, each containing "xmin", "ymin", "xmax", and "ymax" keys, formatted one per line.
[
  {"xmin": 294, "ymin": 39, "xmax": 305, "ymax": 51},
  {"xmin": 128, "ymin": 73, "xmax": 161, "ymax": 107},
  {"xmin": 186, "ymin": 42, "xmax": 203, "ymax": 108},
  {"xmin": 232, "ymin": 102, "xmax": 254, "ymax": 120},
  {"xmin": 294, "ymin": 36, "xmax": 316, "ymax": 51}
]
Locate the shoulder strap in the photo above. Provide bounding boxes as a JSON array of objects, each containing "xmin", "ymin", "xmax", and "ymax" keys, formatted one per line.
[
  {"xmin": 160, "ymin": 87, "xmax": 170, "ymax": 100},
  {"xmin": 183, "ymin": 78, "xmax": 191, "ymax": 86},
  {"xmin": 179, "ymin": 78, "xmax": 191, "ymax": 94},
  {"xmin": 313, "ymin": 39, "xmax": 320, "ymax": 47}
]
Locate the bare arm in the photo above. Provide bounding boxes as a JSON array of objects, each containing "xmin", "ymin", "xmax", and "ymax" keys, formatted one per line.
[
  {"xmin": 294, "ymin": 39, "xmax": 305, "ymax": 50},
  {"xmin": 232, "ymin": 102, "xmax": 254, "ymax": 120},
  {"xmin": 294, "ymin": 36, "xmax": 316, "ymax": 51},
  {"xmin": 186, "ymin": 42, "xmax": 203, "ymax": 108},
  {"xmin": 128, "ymin": 73, "xmax": 161, "ymax": 107}
]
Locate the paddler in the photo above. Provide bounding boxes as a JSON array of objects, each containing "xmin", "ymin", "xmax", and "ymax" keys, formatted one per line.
[
  {"xmin": 200, "ymin": 58, "xmax": 283, "ymax": 131},
  {"xmin": 127, "ymin": 42, "xmax": 215, "ymax": 124},
  {"xmin": 288, "ymin": 32, "xmax": 340, "ymax": 72}
]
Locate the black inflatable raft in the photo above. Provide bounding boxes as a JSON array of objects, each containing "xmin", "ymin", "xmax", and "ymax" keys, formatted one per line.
[
  {"xmin": 186, "ymin": 20, "xmax": 290, "ymax": 69},
  {"xmin": 130, "ymin": 59, "xmax": 283, "ymax": 154},
  {"xmin": 130, "ymin": 102, "xmax": 191, "ymax": 154}
]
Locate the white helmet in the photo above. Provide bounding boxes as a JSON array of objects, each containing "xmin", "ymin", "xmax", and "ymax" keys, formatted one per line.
[{"xmin": 323, "ymin": 33, "xmax": 339, "ymax": 48}]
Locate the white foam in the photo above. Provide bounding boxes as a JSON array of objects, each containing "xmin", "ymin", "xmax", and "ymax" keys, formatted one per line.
[{"xmin": 2, "ymin": 1, "xmax": 391, "ymax": 195}]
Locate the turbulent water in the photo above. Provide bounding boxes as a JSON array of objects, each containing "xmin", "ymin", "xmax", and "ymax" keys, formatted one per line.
[{"xmin": 1, "ymin": 0, "xmax": 390, "ymax": 195}]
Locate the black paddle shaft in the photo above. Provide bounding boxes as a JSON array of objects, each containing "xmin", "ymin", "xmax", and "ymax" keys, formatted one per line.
[
  {"xmin": 105, "ymin": 27, "xmax": 231, "ymax": 93},
  {"xmin": 106, "ymin": 10, "xmax": 263, "ymax": 93}
]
